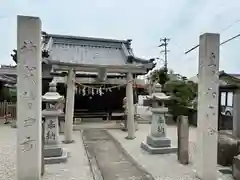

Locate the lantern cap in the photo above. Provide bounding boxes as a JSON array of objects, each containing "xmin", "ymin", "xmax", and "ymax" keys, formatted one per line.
[{"xmin": 147, "ymin": 92, "xmax": 171, "ymax": 101}]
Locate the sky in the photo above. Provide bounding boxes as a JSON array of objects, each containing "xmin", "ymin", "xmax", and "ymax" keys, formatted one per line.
[{"xmin": 1, "ymin": 0, "xmax": 240, "ymax": 77}]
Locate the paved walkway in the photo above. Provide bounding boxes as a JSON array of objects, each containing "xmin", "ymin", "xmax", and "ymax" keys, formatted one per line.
[
  {"xmin": 108, "ymin": 124, "xmax": 234, "ymax": 180},
  {"xmin": 0, "ymin": 123, "xmax": 93, "ymax": 180},
  {"xmin": 82, "ymin": 129, "xmax": 154, "ymax": 180}
]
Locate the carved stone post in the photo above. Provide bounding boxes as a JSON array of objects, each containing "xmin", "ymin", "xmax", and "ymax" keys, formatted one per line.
[{"xmin": 177, "ymin": 116, "xmax": 189, "ymax": 164}]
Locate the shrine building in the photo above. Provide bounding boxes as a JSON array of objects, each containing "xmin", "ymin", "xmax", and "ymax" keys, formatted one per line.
[{"xmin": 3, "ymin": 32, "xmax": 155, "ymax": 120}]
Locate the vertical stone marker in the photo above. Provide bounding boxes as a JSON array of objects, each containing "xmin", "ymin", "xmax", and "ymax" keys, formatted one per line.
[
  {"xmin": 177, "ymin": 116, "xmax": 189, "ymax": 164},
  {"xmin": 17, "ymin": 15, "xmax": 42, "ymax": 180},
  {"xmin": 196, "ymin": 33, "xmax": 219, "ymax": 180}
]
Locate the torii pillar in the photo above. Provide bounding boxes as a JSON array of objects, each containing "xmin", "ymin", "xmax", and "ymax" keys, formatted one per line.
[
  {"xmin": 64, "ymin": 68, "xmax": 75, "ymax": 143},
  {"xmin": 125, "ymin": 72, "xmax": 136, "ymax": 139}
]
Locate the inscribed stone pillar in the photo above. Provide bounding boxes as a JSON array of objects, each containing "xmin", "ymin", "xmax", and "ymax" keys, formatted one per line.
[
  {"xmin": 233, "ymin": 89, "xmax": 240, "ymax": 138},
  {"xmin": 196, "ymin": 33, "xmax": 219, "ymax": 180},
  {"xmin": 64, "ymin": 68, "xmax": 75, "ymax": 143},
  {"xmin": 17, "ymin": 15, "xmax": 42, "ymax": 180},
  {"xmin": 126, "ymin": 72, "xmax": 135, "ymax": 139}
]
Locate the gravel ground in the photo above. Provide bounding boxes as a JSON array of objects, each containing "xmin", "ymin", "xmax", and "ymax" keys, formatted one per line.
[
  {"xmin": 108, "ymin": 124, "xmax": 234, "ymax": 180},
  {"xmin": 0, "ymin": 123, "xmax": 94, "ymax": 180},
  {"xmin": 0, "ymin": 121, "xmax": 234, "ymax": 180}
]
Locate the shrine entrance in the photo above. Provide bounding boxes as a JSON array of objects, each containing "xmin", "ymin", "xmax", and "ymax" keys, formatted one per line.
[
  {"xmin": 41, "ymin": 33, "xmax": 155, "ymax": 142},
  {"xmin": 74, "ymin": 86, "xmax": 125, "ymax": 113}
]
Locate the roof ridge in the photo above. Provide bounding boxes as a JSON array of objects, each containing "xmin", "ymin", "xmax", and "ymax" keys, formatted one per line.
[{"xmin": 47, "ymin": 33, "xmax": 129, "ymax": 44}]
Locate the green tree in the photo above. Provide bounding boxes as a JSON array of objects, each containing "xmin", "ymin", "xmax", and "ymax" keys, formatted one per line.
[
  {"xmin": 149, "ymin": 67, "xmax": 169, "ymax": 87},
  {"xmin": 149, "ymin": 68, "xmax": 197, "ymax": 120},
  {"xmin": 163, "ymin": 79, "xmax": 197, "ymax": 120}
]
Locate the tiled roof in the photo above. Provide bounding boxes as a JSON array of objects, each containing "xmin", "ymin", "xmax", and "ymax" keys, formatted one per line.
[
  {"xmin": 42, "ymin": 33, "xmax": 154, "ymax": 68},
  {"xmin": 0, "ymin": 75, "xmax": 16, "ymax": 84},
  {"xmin": 51, "ymin": 43, "xmax": 126, "ymax": 66},
  {"xmin": 189, "ymin": 71, "xmax": 240, "ymax": 88}
]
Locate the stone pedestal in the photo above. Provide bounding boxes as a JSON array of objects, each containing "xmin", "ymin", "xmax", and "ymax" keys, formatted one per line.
[
  {"xmin": 141, "ymin": 107, "xmax": 177, "ymax": 154},
  {"xmin": 42, "ymin": 82, "xmax": 68, "ymax": 164}
]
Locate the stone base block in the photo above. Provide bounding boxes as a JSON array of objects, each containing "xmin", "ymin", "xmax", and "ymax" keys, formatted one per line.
[
  {"xmin": 44, "ymin": 149, "xmax": 68, "ymax": 164},
  {"xmin": 233, "ymin": 155, "xmax": 240, "ymax": 179},
  {"xmin": 44, "ymin": 144, "xmax": 62, "ymax": 158},
  {"xmin": 141, "ymin": 141, "xmax": 177, "ymax": 154},
  {"xmin": 146, "ymin": 135, "xmax": 171, "ymax": 148}
]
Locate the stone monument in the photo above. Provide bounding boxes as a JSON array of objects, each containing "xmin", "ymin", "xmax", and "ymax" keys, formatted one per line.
[
  {"xmin": 196, "ymin": 33, "xmax": 219, "ymax": 180},
  {"xmin": 141, "ymin": 84, "xmax": 177, "ymax": 154},
  {"xmin": 42, "ymin": 81, "xmax": 68, "ymax": 164},
  {"xmin": 17, "ymin": 15, "xmax": 42, "ymax": 180}
]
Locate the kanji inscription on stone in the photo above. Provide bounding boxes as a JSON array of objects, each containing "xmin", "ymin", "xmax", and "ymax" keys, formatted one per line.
[
  {"xmin": 48, "ymin": 119, "xmax": 56, "ymax": 129},
  {"xmin": 46, "ymin": 131, "xmax": 56, "ymax": 141},
  {"xmin": 157, "ymin": 116, "xmax": 165, "ymax": 134},
  {"xmin": 20, "ymin": 136, "xmax": 36, "ymax": 152}
]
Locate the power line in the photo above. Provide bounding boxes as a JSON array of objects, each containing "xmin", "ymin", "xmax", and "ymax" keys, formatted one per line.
[
  {"xmin": 220, "ymin": 19, "xmax": 240, "ymax": 33},
  {"xmin": 221, "ymin": 33, "xmax": 240, "ymax": 46},
  {"xmin": 184, "ymin": 33, "xmax": 240, "ymax": 54},
  {"xmin": 158, "ymin": 38, "xmax": 170, "ymax": 69}
]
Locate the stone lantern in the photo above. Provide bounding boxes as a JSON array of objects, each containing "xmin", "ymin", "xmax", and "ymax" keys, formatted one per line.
[
  {"xmin": 42, "ymin": 81, "xmax": 68, "ymax": 164},
  {"xmin": 141, "ymin": 85, "xmax": 177, "ymax": 154}
]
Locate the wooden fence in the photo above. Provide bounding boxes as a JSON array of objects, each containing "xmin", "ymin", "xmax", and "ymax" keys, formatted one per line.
[{"xmin": 0, "ymin": 101, "xmax": 17, "ymax": 120}]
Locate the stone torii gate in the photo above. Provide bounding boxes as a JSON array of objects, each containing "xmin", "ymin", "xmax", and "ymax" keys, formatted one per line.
[
  {"xmin": 16, "ymin": 15, "xmax": 154, "ymax": 180},
  {"xmin": 41, "ymin": 34, "xmax": 154, "ymax": 143}
]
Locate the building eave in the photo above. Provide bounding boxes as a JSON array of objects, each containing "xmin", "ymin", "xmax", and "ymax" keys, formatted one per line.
[
  {"xmin": 47, "ymin": 33, "xmax": 129, "ymax": 44},
  {"xmin": 49, "ymin": 60, "xmax": 150, "ymax": 74}
]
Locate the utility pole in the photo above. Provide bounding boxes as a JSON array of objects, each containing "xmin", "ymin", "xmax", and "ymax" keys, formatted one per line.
[{"xmin": 159, "ymin": 38, "xmax": 170, "ymax": 69}]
